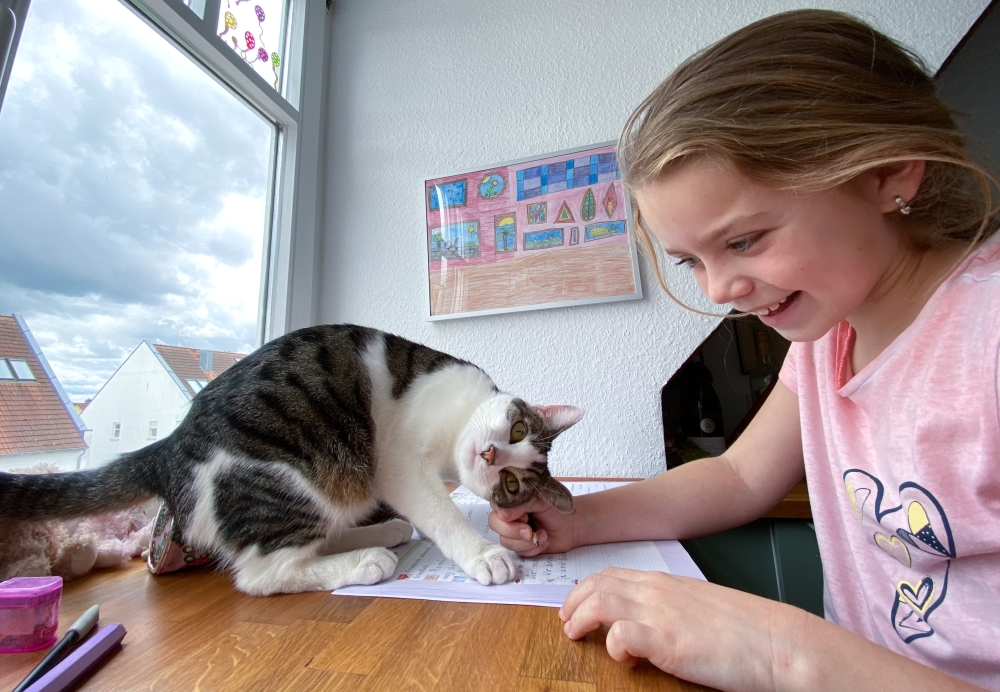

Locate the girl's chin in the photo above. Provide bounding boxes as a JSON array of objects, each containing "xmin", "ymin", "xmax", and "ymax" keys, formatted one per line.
[{"xmin": 772, "ymin": 318, "xmax": 840, "ymax": 343}]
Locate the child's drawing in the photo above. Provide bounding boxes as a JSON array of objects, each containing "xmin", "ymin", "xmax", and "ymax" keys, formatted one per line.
[
  {"xmin": 527, "ymin": 202, "xmax": 547, "ymax": 225},
  {"xmin": 585, "ymin": 220, "xmax": 626, "ymax": 242},
  {"xmin": 428, "ymin": 179, "xmax": 467, "ymax": 211},
  {"xmin": 494, "ymin": 213, "xmax": 517, "ymax": 253},
  {"xmin": 424, "ymin": 142, "xmax": 641, "ymax": 319},
  {"xmin": 524, "ymin": 229, "xmax": 564, "ymax": 251},
  {"xmin": 478, "ymin": 172, "xmax": 505, "ymax": 199},
  {"xmin": 602, "ymin": 183, "xmax": 618, "ymax": 217},
  {"xmin": 556, "ymin": 201, "xmax": 575, "ymax": 223},
  {"xmin": 429, "ymin": 221, "xmax": 480, "ymax": 261},
  {"xmin": 580, "ymin": 188, "xmax": 596, "ymax": 221}
]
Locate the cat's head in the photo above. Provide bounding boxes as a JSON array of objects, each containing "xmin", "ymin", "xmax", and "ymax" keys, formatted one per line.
[{"xmin": 454, "ymin": 395, "xmax": 583, "ymax": 514}]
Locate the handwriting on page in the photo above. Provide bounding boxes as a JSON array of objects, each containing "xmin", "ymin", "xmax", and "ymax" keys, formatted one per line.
[{"xmin": 390, "ymin": 482, "xmax": 669, "ymax": 584}]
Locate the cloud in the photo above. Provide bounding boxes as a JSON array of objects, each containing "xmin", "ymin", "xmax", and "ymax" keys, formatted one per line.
[{"xmin": 0, "ymin": 0, "xmax": 271, "ymax": 400}]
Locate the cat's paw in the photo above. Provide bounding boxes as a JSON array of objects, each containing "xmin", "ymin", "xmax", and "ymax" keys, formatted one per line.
[
  {"xmin": 463, "ymin": 545, "xmax": 516, "ymax": 585},
  {"xmin": 350, "ymin": 547, "xmax": 399, "ymax": 585},
  {"xmin": 381, "ymin": 519, "xmax": 415, "ymax": 547}
]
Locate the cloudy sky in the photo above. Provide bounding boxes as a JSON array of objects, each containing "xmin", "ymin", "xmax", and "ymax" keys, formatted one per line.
[{"xmin": 0, "ymin": 0, "xmax": 272, "ymax": 401}]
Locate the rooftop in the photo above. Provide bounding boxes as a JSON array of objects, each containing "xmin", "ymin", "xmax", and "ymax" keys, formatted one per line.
[
  {"xmin": 0, "ymin": 315, "xmax": 87, "ymax": 456},
  {"xmin": 151, "ymin": 344, "xmax": 245, "ymax": 398}
]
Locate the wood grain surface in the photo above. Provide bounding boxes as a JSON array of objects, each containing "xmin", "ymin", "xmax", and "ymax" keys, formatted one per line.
[
  {"xmin": 0, "ymin": 560, "xmax": 715, "ymax": 691},
  {"xmin": 763, "ymin": 481, "xmax": 812, "ymax": 519}
]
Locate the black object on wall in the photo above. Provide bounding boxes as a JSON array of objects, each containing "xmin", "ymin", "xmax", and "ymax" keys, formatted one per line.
[{"xmin": 936, "ymin": 0, "xmax": 1000, "ymax": 173}]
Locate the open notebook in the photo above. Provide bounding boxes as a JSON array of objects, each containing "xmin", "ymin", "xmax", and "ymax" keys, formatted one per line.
[{"xmin": 332, "ymin": 481, "xmax": 704, "ymax": 608}]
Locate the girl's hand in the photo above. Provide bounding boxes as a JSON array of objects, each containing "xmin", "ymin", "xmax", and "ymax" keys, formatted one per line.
[
  {"xmin": 488, "ymin": 498, "xmax": 579, "ymax": 556},
  {"xmin": 560, "ymin": 567, "xmax": 807, "ymax": 692}
]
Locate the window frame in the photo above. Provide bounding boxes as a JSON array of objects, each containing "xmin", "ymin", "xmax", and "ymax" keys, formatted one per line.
[
  {"xmin": 0, "ymin": 0, "xmax": 29, "ymax": 113},
  {"xmin": 111, "ymin": 422, "xmax": 122, "ymax": 440},
  {"xmin": 7, "ymin": 357, "xmax": 34, "ymax": 380},
  {"xmin": 121, "ymin": 0, "xmax": 328, "ymax": 344},
  {"xmin": 148, "ymin": 420, "xmax": 158, "ymax": 438}
]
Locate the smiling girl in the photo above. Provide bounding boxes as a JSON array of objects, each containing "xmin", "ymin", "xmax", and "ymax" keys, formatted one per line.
[{"xmin": 490, "ymin": 10, "xmax": 999, "ymax": 691}]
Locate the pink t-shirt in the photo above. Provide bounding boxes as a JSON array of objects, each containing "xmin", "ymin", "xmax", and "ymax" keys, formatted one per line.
[{"xmin": 780, "ymin": 235, "xmax": 1000, "ymax": 688}]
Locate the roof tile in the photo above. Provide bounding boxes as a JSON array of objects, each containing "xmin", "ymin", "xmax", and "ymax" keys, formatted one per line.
[
  {"xmin": 0, "ymin": 316, "xmax": 86, "ymax": 456},
  {"xmin": 152, "ymin": 344, "xmax": 245, "ymax": 397}
]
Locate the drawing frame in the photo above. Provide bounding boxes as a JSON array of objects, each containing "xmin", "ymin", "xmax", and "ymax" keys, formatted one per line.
[{"xmin": 424, "ymin": 141, "xmax": 642, "ymax": 321}]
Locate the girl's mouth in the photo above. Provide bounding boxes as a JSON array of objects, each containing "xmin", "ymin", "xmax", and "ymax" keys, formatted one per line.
[{"xmin": 752, "ymin": 291, "xmax": 800, "ymax": 318}]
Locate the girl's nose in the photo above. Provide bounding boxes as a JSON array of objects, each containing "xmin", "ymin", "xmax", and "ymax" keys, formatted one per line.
[{"xmin": 701, "ymin": 266, "xmax": 753, "ymax": 305}]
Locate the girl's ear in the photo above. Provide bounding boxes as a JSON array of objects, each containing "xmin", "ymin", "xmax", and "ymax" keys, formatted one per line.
[
  {"xmin": 871, "ymin": 159, "xmax": 926, "ymax": 214},
  {"xmin": 533, "ymin": 405, "xmax": 585, "ymax": 434}
]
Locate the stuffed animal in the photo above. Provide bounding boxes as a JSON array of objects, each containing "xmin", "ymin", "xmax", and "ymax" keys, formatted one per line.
[{"xmin": 0, "ymin": 464, "xmax": 152, "ymax": 582}]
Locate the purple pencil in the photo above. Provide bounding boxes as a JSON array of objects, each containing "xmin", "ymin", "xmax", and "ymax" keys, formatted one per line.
[{"xmin": 23, "ymin": 623, "xmax": 126, "ymax": 692}]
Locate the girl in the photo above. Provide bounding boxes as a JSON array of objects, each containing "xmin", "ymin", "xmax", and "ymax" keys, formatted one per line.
[{"xmin": 489, "ymin": 10, "xmax": 999, "ymax": 691}]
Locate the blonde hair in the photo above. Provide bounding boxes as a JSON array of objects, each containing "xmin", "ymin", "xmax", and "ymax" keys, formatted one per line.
[{"xmin": 619, "ymin": 9, "xmax": 1000, "ymax": 310}]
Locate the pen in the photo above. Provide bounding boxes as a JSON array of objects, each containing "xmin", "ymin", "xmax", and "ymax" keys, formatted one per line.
[
  {"xmin": 13, "ymin": 605, "xmax": 100, "ymax": 692},
  {"xmin": 22, "ymin": 623, "xmax": 126, "ymax": 692},
  {"xmin": 527, "ymin": 514, "xmax": 539, "ymax": 548}
]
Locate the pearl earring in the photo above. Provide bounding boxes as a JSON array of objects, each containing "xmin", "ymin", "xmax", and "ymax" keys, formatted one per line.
[{"xmin": 894, "ymin": 195, "xmax": 912, "ymax": 215}]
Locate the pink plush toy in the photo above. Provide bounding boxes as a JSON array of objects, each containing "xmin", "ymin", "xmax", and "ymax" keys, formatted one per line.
[{"xmin": 0, "ymin": 464, "xmax": 152, "ymax": 582}]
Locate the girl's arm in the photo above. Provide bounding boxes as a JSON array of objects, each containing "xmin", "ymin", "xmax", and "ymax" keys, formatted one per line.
[
  {"xmin": 559, "ymin": 567, "xmax": 985, "ymax": 692},
  {"xmin": 490, "ymin": 380, "xmax": 806, "ymax": 553}
]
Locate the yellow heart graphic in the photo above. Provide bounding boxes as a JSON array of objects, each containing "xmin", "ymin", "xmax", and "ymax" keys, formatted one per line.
[
  {"xmin": 897, "ymin": 578, "xmax": 935, "ymax": 615},
  {"xmin": 846, "ymin": 480, "xmax": 864, "ymax": 522},
  {"xmin": 875, "ymin": 533, "xmax": 911, "ymax": 567}
]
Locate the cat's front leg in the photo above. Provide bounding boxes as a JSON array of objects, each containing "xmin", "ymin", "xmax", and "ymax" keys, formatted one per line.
[{"xmin": 382, "ymin": 477, "xmax": 514, "ymax": 585}]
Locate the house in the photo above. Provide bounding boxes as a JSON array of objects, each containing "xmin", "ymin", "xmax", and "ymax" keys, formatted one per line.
[
  {"xmin": 81, "ymin": 343, "xmax": 244, "ymax": 468},
  {"xmin": 0, "ymin": 314, "xmax": 89, "ymax": 472}
]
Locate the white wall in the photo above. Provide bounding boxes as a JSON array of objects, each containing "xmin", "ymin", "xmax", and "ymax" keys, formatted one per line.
[
  {"xmin": 81, "ymin": 343, "xmax": 190, "ymax": 468},
  {"xmin": 319, "ymin": 0, "xmax": 988, "ymax": 479}
]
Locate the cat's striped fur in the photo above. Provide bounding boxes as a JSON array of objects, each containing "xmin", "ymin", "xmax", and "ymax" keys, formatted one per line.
[{"xmin": 0, "ymin": 325, "xmax": 582, "ymax": 595}]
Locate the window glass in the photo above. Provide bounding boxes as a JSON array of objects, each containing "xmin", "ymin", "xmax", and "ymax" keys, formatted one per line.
[
  {"xmin": 111, "ymin": 422, "xmax": 121, "ymax": 439},
  {"xmin": 9, "ymin": 358, "xmax": 34, "ymax": 380},
  {"xmin": 148, "ymin": 421, "xmax": 158, "ymax": 438},
  {"xmin": 0, "ymin": 0, "xmax": 273, "ymax": 467},
  {"xmin": 217, "ymin": 0, "xmax": 289, "ymax": 91},
  {"xmin": 0, "ymin": 360, "xmax": 13, "ymax": 379},
  {"xmin": 181, "ymin": 0, "xmax": 208, "ymax": 17}
]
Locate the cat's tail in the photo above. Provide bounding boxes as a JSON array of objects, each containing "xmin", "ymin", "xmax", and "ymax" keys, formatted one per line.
[{"xmin": 0, "ymin": 438, "xmax": 171, "ymax": 521}]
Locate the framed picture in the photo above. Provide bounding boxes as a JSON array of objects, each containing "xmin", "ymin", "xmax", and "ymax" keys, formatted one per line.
[{"xmin": 424, "ymin": 141, "xmax": 642, "ymax": 320}]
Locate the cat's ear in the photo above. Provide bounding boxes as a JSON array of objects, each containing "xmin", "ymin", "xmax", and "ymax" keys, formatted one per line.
[
  {"xmin": 533, "ymin": 405, "xmax": 584, "ymax": 435},
  {"xmin": 538, "ymin": 476, "xmax": 574, "ymax": 514}
]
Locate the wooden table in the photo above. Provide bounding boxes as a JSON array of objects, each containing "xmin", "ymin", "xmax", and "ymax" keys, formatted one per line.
[
  {"xmin": 1, "ymin": 559, "xmax": 712, "ymax": 691},
  {"xmin": 764, "ymin": 481, "xmax": 811, "ymax": 519}
]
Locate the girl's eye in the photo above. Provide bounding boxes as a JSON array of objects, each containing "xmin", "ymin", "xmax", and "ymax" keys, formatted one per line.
[
  {"xmin": 504, "ymin": 471, "xmax": 520, "ymax": 494},
  {"xmin": 673, "ymin": 257, "xmax": 697, "ymax": 269},
  {"xmin": 510, "ymin": 421, "xmax": 527, "ymax": 443},
  {"xmin": 728, "ymin": 232, "xmax": 763, "ymax": 253}
]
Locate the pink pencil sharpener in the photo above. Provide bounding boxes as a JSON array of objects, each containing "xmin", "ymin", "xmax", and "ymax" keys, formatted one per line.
[{"xmin": 0, "ymin": 576, "xmax": 63, "ymax": 653}]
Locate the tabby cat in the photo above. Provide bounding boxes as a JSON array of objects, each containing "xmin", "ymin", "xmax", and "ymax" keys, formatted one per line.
[{"xmin": 0, "ymin": 325, "xmax": 582, "ymax": 596}]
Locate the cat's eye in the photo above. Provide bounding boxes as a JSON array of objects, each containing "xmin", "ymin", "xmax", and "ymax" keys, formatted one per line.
[
  {"xmin": 503, "ymin": 471, "xmax": 520, "ymax": 494},
  {"xmin": 510, "ymin": 421, "xmax": 527, "ymax": 443}
]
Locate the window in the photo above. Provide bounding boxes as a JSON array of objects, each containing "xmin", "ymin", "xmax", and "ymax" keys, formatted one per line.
[
  {"xmin": 120, "ymin": 0, "xmax": 328, "ymax": 342},
  {"xmin": 215, "ymin": 0, "xmax": 288, "ymax": 91},
  {"xmin": 0, "ymin": 358, "xmax": 35, "ymax": 380},
  {"xmin": 148, "ymin": 421, "xmax": 158, "ymax": 439},
  {"xmin": 186, "ymin": 379, "xmax": 208, "ymax": 393},
  {"xmin": 1, "ymin": 0, "xmax": 326, "ymax": 469},
  {"xmin": 111, "ymin": 422, "xmax": 121, "ymax": 440},
  {"xmin": 8, "ymin": 358, "xmax": 33, "ymax": 380}
]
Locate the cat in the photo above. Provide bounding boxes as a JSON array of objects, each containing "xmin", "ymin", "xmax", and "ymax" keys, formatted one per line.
[{"xmin": 0, "ymin": 325, "xmax": 582, "ymax": 596}]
